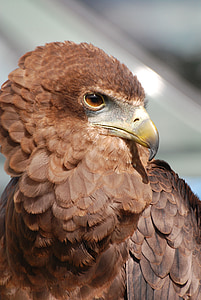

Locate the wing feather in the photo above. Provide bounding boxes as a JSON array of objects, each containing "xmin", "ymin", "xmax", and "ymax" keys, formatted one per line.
[{"xmin": 127, "ymin": 160, "xmax": 201, "ymax": 299}]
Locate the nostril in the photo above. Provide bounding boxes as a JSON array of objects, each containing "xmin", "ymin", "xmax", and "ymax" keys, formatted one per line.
[{"xmin": 134, "ymin": 118, "xmax": 140, "ymax": 122}]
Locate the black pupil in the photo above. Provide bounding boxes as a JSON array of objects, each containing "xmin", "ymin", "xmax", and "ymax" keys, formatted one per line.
[{"xmin": 86, "ymin": 94, "xmax": 103, "ymax": 107}]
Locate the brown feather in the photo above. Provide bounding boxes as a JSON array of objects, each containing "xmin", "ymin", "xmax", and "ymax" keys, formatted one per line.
[
  {"xmin": 8, "ymin": 121, "xmax": 25, "ymax": 143},
  {"xmin": 27, "ymin": 149, "xmax": 49, "ymax": 181},
  {"xmin": 0, "ymin": 41, "xmax": 200, "ymax": 300}
]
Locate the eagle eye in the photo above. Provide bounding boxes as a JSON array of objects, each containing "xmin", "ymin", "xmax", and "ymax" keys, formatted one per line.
[{"xmin": 83, "ymin": 94, "xmax": 105, "ymax": 110}]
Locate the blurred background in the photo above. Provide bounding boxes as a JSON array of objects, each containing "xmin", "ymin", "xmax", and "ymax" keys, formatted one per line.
[{"xmin": 0, "ymin": 0, "xmax": 201, "ymax": 197}]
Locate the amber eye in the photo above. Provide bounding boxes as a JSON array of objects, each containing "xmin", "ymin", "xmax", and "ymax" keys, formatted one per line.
[{"xmin": 83, "ymin": 94, "xmax": 105, "ymax": 110}]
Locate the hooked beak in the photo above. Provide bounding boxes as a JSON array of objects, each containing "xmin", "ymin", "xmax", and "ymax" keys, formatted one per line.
[
  {"xmin": 93, "ymin": 105, "xmax": 159, "ymax": 161},
  {"xmin": 126, "ymin": 106, "xmax": 159, "ymax": 160}
]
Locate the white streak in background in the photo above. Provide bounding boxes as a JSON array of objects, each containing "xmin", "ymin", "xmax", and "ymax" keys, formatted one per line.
[
  {"xmin": 134, "ymin": 65, "xmax": 201, "ymax": 134},
  {"xmin": 134, "ymin": 67, "xmax": 165, "ymax": 97}
]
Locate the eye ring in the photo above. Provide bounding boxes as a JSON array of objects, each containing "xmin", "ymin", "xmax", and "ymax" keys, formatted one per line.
[{"xmin": 83, "ymin": 93, "xmax": 105, "ymax": 110}]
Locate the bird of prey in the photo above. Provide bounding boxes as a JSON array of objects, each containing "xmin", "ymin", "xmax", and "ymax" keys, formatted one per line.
[{"xmin": 0, "ymin": 41, "xmax": 200, "ymax": 300}]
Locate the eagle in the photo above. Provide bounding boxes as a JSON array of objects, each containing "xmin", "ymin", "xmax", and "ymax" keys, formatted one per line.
[{"xmin": 0, "ymin": 41, "xmax": 200, "ymax": 300}]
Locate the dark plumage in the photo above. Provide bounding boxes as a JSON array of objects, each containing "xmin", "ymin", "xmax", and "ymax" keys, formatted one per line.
[{"xmin": 0, "ymin": 41, "xmax": 200, "ymax": 299}]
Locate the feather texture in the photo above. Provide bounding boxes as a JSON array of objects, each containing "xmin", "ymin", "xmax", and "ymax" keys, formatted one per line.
[
  {"xmin": 0, "ymin": 42, "xmax": 200, "ymax": 299},
  {"xmin": 127, "ymin": 160, "xmax": 201, "ymax": 299}
]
